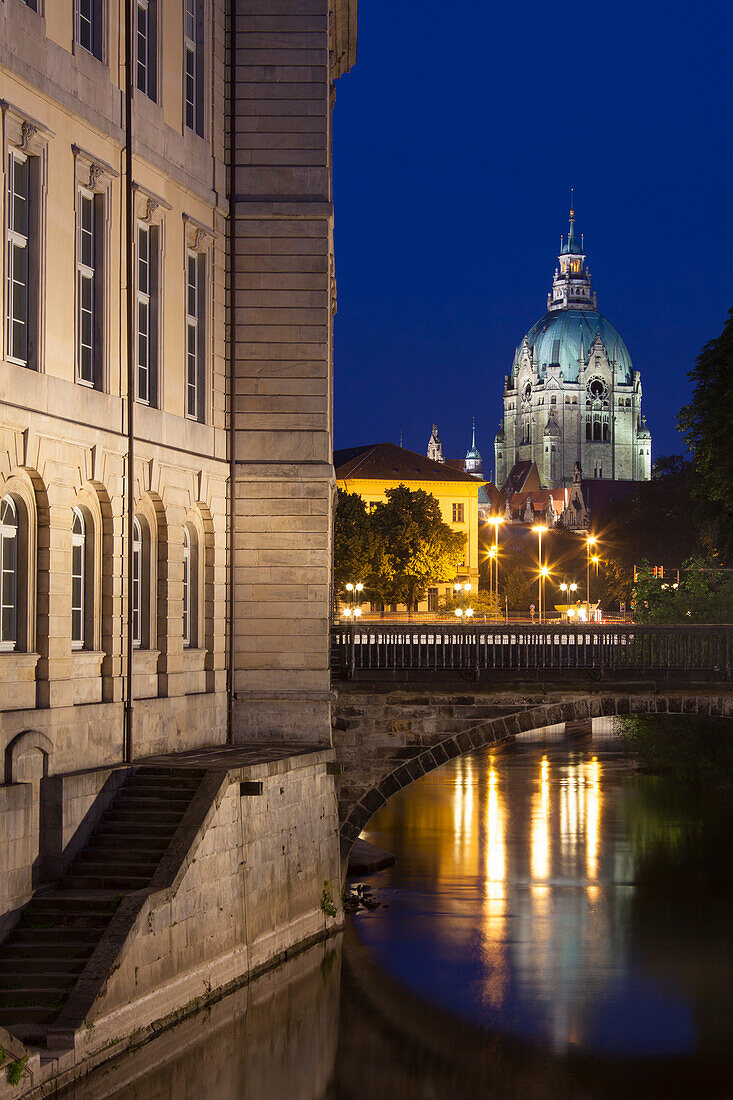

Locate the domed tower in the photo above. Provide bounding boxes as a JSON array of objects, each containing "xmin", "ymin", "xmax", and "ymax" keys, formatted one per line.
[{"xmin": 494, "ymin": 201, "xmax": 652, "ymax": 490}]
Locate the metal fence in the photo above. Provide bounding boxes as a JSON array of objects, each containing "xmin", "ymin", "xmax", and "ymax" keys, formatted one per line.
[{"xmin": 330, "ymin": 623, "xmax": 733, "ymax": 680}]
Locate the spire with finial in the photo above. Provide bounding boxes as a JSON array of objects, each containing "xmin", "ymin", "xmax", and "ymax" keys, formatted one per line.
[
  {"xmin": 548, "ymin": 193, "xmax": 596, "ymax": 311},
  {"xmin": 464, "ymin": 418, "xmax": 482, "ymax": 476}
]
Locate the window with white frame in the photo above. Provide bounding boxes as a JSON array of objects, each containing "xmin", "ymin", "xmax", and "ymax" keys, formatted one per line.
[
  {"xmin": 182, "ymin": 527, "xmax": 191, "ymax": 646},
  {"xmin": 76, "ymin": 0, "xmax": 102, "ymax": 59},
  {"xmin": 71, "ymin": 508, "xmax": 85, "ymax": 649},
  {"xmin": 184, "ymin": 0, "xmax": 204, "ymax": 136},
  {"xmin": 182, "ymin": 523, "xmax": 198, "ymax": 648},
  {"xmin": 7, "ymin": 152, "xmax": 30, "ymax": 366},
  {"xmin": 0, "ymin": 496, "xmax": 18, "ymax": 651},
  {"xmin": 136, "ymin": 0, "xmax": 157, "ymax": 100},
  {"xmin": 136, "ymin": 222, "xmax": 158, "ymax": 404},
  {"xmin": 132, "ymin": 516, "xmax": 142, "ymax": 647},
  {"xmin": 77, "ymin": 189, "xmax": 99, "ymax": 386},
  {"xmin": 186, "ymin": 250, "xmax": 205, "ymax": 420}
]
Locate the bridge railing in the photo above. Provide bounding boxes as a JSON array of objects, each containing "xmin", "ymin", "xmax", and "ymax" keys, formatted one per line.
[{"xmin": 330, "ymin": 622, "xmax": 733, "ymax": 680}]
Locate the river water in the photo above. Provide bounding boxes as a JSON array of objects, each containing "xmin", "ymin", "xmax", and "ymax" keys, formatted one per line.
[{"xmin": 60, "ymin": 723, "xmax": 733, "ymax": 1099}]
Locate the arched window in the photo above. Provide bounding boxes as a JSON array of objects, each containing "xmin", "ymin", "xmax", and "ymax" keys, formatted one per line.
[
  {"xmin": 183, "ymin": 522, "xmax": 199, "ymax": 647},
  {"xmin": 71, "ymin": 508, "xmax": 85, "ymax": 649},
  {"xmin": 182, "ymin": 526, "xmax": 191, "ymax": 646},
  {"xmin": 585, "ymin": 419, "xmax": 591, "ymax": 441},
  {"xmin": 132, "ymin": 517, "xmax": 142, "ymax": 647},
  {"xmin": 1, "ymin": 496, "xmax": 18, "ymax": 650},
  {"xmin": 593, "ymin": 420, "xmax": 602, "ymax": 441},
  {"xmin": 602, "ymin": 422, "xmax": 610, "ymax": 441}
]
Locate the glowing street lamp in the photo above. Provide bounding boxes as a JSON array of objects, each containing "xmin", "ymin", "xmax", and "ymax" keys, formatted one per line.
[
  {"xmin": 586, "ymin": 536, "xmax": 597, "ymax": 621},
  {"xmin": 487, "ymin": 516, "xmax": 504, "ymax": 619},
  {"xmin": 454, "ymin": 581, "xmax": 472, "ymax": 621},
  {"xmin": 532, "ymin": 525, "xmax": 548, "ymax": 623},
  {"xmin": 560, "ymin": 581, "xmax": 578, "ymax": 622}
]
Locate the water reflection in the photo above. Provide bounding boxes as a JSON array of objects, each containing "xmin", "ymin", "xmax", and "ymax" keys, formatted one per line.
[{"xmin": 357, "ymin": 738, "xmax": 732, "ymax": 1059}]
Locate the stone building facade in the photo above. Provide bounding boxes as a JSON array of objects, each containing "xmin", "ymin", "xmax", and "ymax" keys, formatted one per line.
[
  {"xmin": 0, "ymin": 0, "xmax": 356, "ymax": 929},
  {"xmin": 494, "ymin": 207, "xmax": 652, "ymax": 490}
]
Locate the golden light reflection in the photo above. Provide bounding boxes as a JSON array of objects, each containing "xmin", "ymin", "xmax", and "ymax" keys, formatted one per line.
[
  {"xmin": 485, "ymin": 766, "xmax": 505, "ymax": 901},
  {"xmin": 531, "ymin": 756, "xmax": 551, "ymax": 880},
  {"xmin": 585, "ymin": 756, "xmax": 601, "ymax": 881},
  {"xmin": 451, "ymin": 757, "xmax": 478, "ymax": 877}
]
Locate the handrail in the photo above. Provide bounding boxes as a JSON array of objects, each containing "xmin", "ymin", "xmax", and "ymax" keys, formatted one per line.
[{"xmin": 329, "ymin": 622, "xmax": 733, "ymax": 679}]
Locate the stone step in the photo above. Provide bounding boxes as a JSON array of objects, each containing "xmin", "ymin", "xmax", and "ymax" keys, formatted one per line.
[
  {"xmin": 103, "ymin": 808, "xmax": 184, "ymax": 825},
  {"xmin": 71, "ymin": 856, "xmax": 158, "ymax": 876},
  {"xmin": 84, "ymin": 833, "xmax": 171, "ymax": 853},
  {"xmin": 27, "ymin": 896, "xmax": 120, "ymax": 916},
  {"xmin": 17, "ymin": 910, "xmax": 110, "ymax": 931},
  {"xmin": 0, "ymin": 940, "xmax": 94, "ymax": 960},
  {"xmin": 0, "ymin": 971, "xmax": 78, "ymax": 991},
  {"xmin": 0, "ymin": 955, "xmax": 88, "ymax": 975},
  {"xmin": 7, "ymin": 928, "xmax": 98, "ymax": 946},
  {"xmin": 61, "ymin": 872, "xmax": 151, "ymax": 890},
  {"xmin": 128, "ymin": 774, "xmax": 200, "ymax": 790},
  {"xmin": 114, "ymin": 792, "xmax": 192, "ymax": 808},
  {"xmin": 96, "ymin": 820, "xmax": 178, "ymax": 837},
  {"xmin": 134, "ymin": 766, "xmax": 204, "ymax": 779},
  {"xmin": 77, "ymin": 845, "xmax": 165, "ymax": 863},
  {"xmin": 0, "ymin": 1006, "xmax": 59, "ymax": 1030},
  {"xmin": 0, "ymin": 988, "xmax": 69, "ymax": 1007}
]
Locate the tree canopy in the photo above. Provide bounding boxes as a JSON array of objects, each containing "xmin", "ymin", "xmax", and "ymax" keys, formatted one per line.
[
  {"xmin": 334, "ymin": 485, "xmax": 465, "ymax": 610},
  {"xmin": 678, "ymin": 306, "xmax": 733, "ymax": 560}
]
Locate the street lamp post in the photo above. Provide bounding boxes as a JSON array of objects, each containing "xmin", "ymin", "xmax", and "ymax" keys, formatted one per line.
[
  {"xmin": 586, "ymin": 536, "xmax": 597, "ymax": 622},
  {"xmin": 488, "ymin": 516, "xmax": 503, "ymax": 620},
  {"xmin": 342, "ymin": 582, "xmax": 364, "ymax": 677},
  {"xmin": 532, "ymin": 525, "xmax": 548, "ymax": 623},
  {"xmin": 488, "ymin": 547, "xmax": 496, "ymax": 619},
  {"xmin": 559, "ymin": 581, "xmax": 578, "ymax": 621}
]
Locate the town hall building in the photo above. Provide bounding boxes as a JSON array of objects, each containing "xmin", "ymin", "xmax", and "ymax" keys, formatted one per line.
[{"xmin": 494, "ymin": 205, "xmax": 652, "ymax": 491}]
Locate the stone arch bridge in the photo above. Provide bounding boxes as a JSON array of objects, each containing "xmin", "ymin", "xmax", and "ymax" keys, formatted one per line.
[{"xmin": 332, "ymin": 684, "xmax": 733, "ymax": 861}]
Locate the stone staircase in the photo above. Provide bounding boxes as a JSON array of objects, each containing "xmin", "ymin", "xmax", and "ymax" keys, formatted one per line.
[{"xmin": 0, "ymin": 765, "xmax": 203, "ymax": 1046}]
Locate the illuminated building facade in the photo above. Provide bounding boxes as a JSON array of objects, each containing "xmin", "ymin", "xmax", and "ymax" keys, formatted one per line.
[{"xmin": 495, "ymin": 207, "xmax": 652, "ymax": 490}]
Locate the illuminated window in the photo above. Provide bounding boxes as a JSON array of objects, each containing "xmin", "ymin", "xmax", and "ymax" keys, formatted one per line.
[
  {"xmin": 136, "ymin": 222, "xmax": 158, "ymax": 404},
  {"xmin": 77, "ymin": 188, "xmax": 101, "ymax": 386},
  {"xmin": 71, "ymin": 508, "xmax": 86, "ymax": 649},
  {"xmin": 186, "ymin": 250, "xmax": 205, "ymax": 420},
  {"xmin": 0, "ymin": 496, "xmax": 18, "ymax": 651}
]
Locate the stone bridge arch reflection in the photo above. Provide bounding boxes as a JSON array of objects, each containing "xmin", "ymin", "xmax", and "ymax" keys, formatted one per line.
[{"xmin": 334, "ymin": 687, "xmax": 733, "ymax": 860}]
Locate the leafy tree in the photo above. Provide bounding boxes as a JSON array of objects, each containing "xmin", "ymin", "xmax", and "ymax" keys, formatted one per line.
[
  {"xmin": 678, "ymin": 307, "xmax": 733, "ymax": 560},
  {"xmin": 370, "ymin": 485, "xmax": 465, "ymax": 611},
  {"xmin": 502, "ymin": 565, "xmax": 535, "ymax": 615},
  {"xmin": 632, "ymin": 555, "xmax": 733, "ymax": 623},
  {"xmin": 333, "ymin": 489, "xmax": 393, "ymax": 601}
]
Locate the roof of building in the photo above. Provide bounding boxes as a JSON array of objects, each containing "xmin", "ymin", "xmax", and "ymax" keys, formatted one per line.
[
  {"xmin": 502, "ymin": 461, "xmax": 541, "ymax": 495},
  {"xmin": 514, "ymin": 308, "xmax": 633, "ymax": 385},
  {"xmin": 334, "ymin": 442, "xmax": 485, "ymax": 485}
]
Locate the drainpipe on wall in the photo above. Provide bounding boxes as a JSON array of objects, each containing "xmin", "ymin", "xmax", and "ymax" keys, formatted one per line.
[{"xmin": 123, "ymin": 0, "xmax": 135, "ymax": 763}]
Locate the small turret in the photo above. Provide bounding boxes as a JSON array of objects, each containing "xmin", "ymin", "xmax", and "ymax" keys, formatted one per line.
[
  {"xmin": 427, "ymin": 424, "xmax": 444, "ymax": 464},
  {"xmin": 464, "ymin": 419, "xmax": 483, "ymax": 477}
]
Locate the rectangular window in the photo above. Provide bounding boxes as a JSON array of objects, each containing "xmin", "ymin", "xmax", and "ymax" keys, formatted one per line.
[
  {"xmin": 136, "ymin": 0, "xmax": 157, "ymax": 99},
  {"xmin": 6, "ymin": 153, "xmax": 30, "ymax": 366},
  {"xmin": 427, "ymin": 587, "xmax": 438, "ymax": 613},
  {"xmin": 76, "ymin": 0, "xmax": 102, "ymax": 59},
  {"xmin": 184, "ymin": 0, "xmax": 203, "ymax": 135},
  {"xmin": 77, "ymin": 189, "xmax": 97, "ymax": 385},
  {"xmin": 452, "ymin": 503, "xmax": 464, "ymax": 524},
  {"xmin": 132, "ymin": 521, "xmax": 142, "ymax": 647},
  {"xmin": 136, "ymin": 222, "xmax": 158, "ymax": 404},
  {"xmin": 186, "ymin": 250, "xmax": 204, "ymax": 420}
]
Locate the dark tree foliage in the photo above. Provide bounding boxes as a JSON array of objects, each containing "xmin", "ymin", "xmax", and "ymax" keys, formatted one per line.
[
  {"xmin": 334, "ymin": 485, "xmax": 464, "ymax": 611},
  {"xmin": 370, "ymin": 486, "xmax": 465, "ymax": 610},
  {"xmin": 678, "ymin": 306, "xmax": 733, "ymax": 560}
]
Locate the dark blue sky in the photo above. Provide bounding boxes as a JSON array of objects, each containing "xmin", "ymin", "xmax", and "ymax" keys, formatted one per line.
[{"xmin": 332, "ymin": 0, "xmax": 733, "ymax": 475}]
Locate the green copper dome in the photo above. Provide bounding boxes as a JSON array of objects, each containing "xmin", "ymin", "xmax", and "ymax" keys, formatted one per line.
[{"xmin": 513, "ymin": 309, "xmax": 633, "ymax": 385}]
